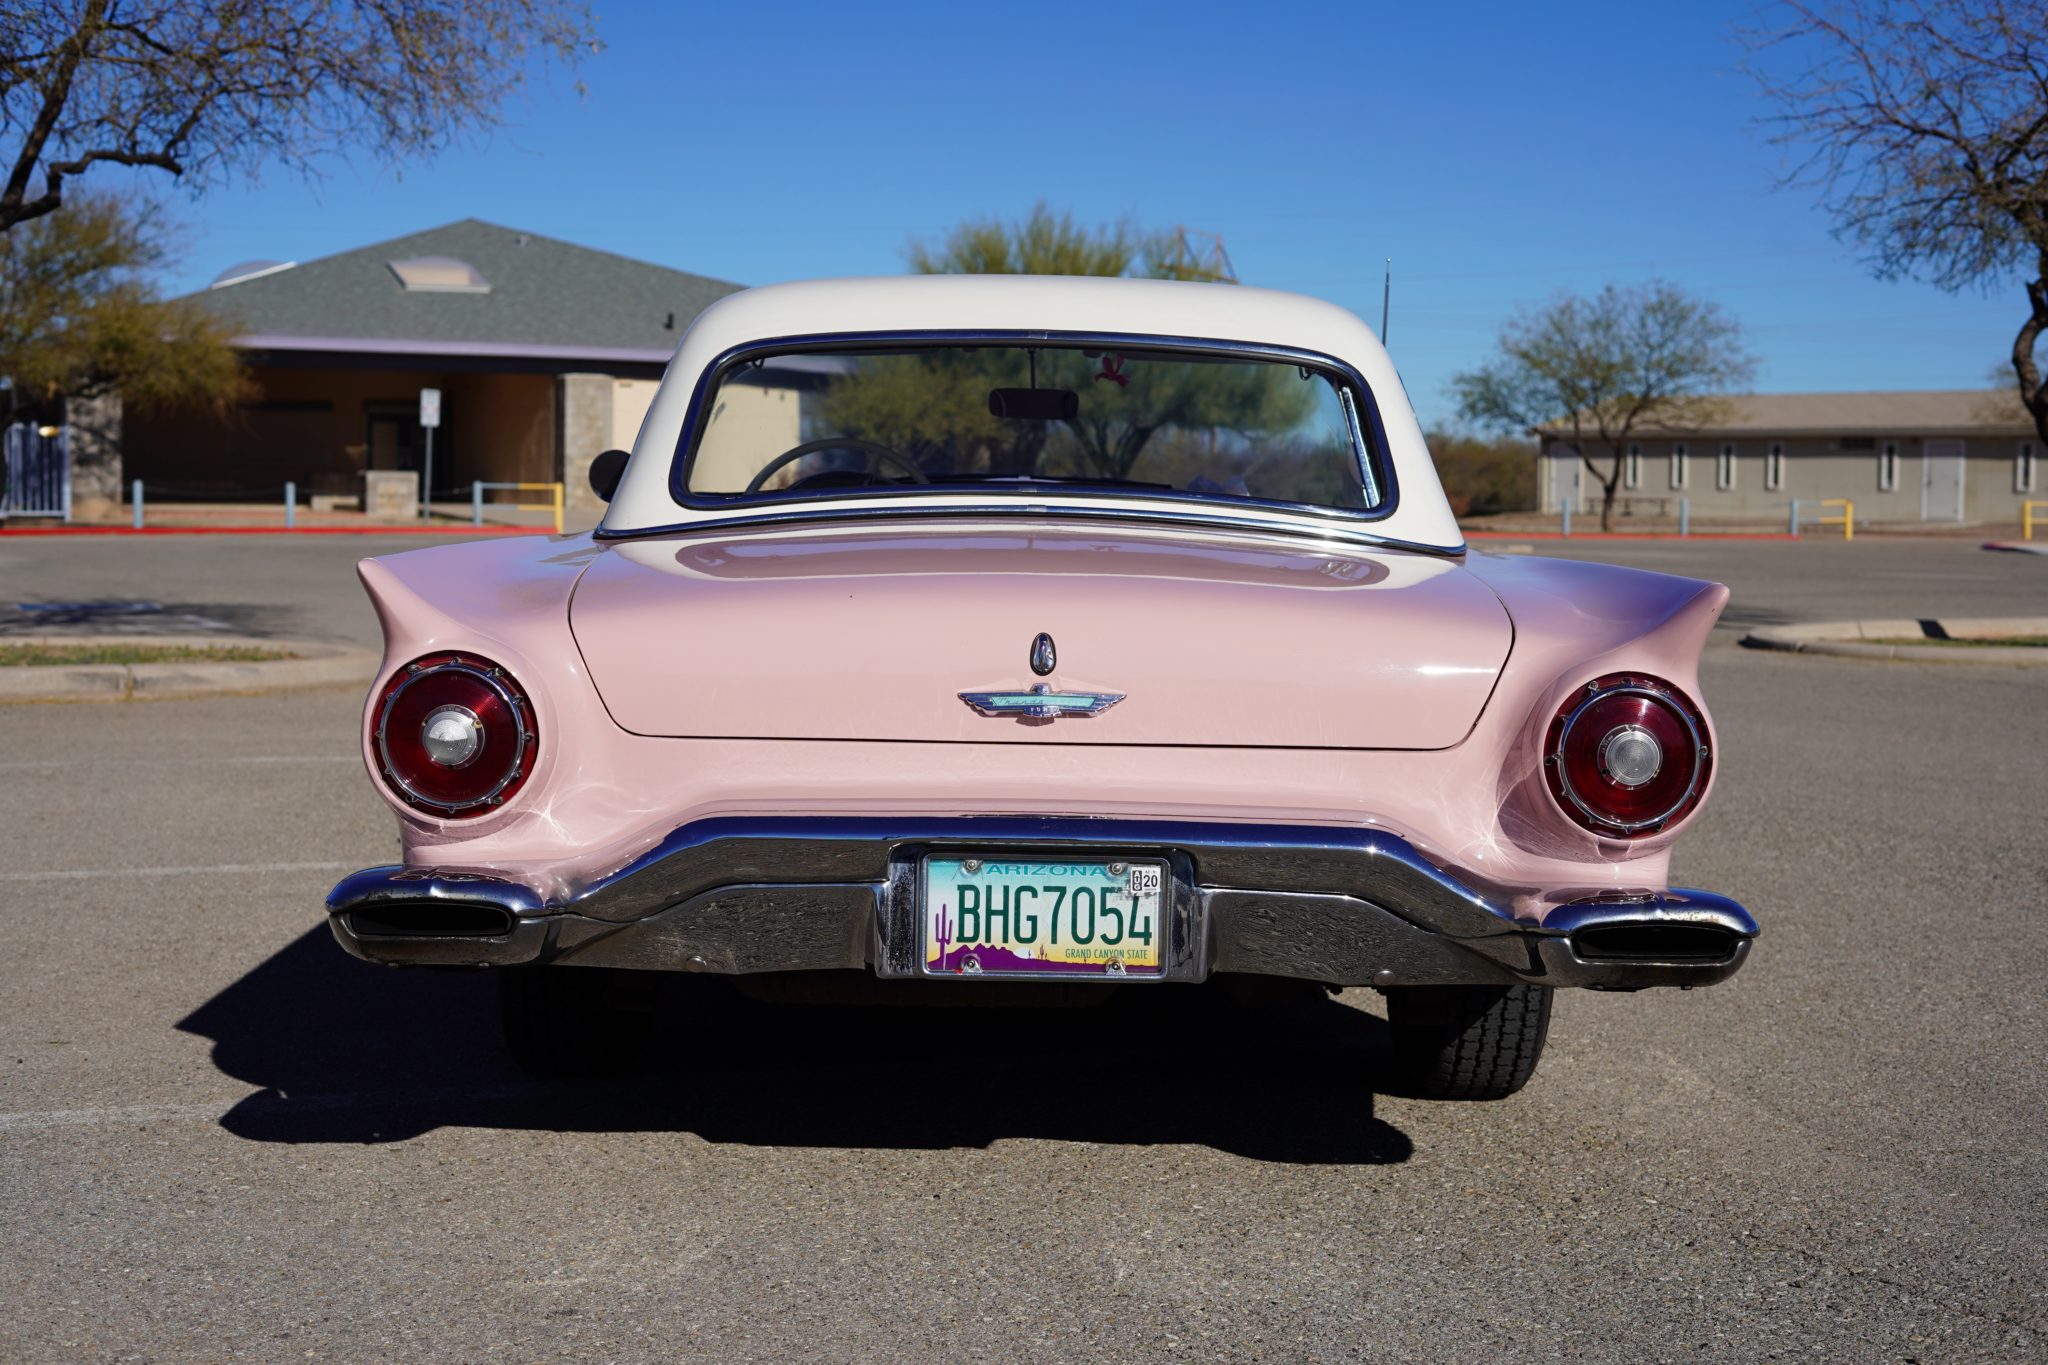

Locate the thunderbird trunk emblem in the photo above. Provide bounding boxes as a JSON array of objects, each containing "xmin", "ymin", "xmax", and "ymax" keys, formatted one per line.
[
  {"xmin": 961, "ymin": 632, "xmax": 1120, "ymax": 719},
  {"xmin": 959, "ymin": 682, "xmax": 1124, "ymax": 720}
]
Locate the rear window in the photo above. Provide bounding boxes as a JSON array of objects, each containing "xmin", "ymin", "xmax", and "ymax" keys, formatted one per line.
[{"xmin": 679, "ymin": 341, "xmax": 1387, "ymax": 516}]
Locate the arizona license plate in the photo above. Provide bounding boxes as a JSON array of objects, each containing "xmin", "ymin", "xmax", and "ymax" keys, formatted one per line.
[{"xmin": 923, "ymin": 856, "xmax": 1167, "ymax": 978}]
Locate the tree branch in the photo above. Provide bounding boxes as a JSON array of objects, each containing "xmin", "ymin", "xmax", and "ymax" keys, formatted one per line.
[{"xmin": 1, "ymin": 0, "xmax": 109, "ymax": 228}]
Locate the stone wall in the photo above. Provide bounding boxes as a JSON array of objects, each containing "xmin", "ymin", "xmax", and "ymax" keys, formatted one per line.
[
  {"xmin": 558, "ymin": 372, "xmax": 615, "ymax": 527},
  {"xmin": 63, "ymin": 391, "xmax": 123, "ymax": 519}
]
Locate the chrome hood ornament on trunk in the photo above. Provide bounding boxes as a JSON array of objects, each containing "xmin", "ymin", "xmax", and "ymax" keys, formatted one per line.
[{"xmin": 1030, "ymin": 631, "xmax": 1057, "ymax": 676}]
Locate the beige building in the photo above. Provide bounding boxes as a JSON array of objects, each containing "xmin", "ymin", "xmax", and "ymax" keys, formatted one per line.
[
  {"xmin": 111, "ymin": 220, "xmax": 743, "ymax": 524},
  {"xmin": 1538, "ymin": 391, "xmax": 2042, "ymax": 525}
]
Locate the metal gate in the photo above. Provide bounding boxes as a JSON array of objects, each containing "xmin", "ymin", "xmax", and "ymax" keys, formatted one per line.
[{"xmin": 2, "ymin": 422, "xmax": 70, "ymax": 520}]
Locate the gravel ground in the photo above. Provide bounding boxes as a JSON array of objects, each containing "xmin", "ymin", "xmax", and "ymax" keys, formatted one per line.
[{"xmin": 0, "ymin": 533, "xmax": 2043, "ymax": 1362}]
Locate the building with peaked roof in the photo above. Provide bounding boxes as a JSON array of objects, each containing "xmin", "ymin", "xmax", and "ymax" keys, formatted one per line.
[
  {"xmin": 1537, "ymin": 389, "xmax": 2042, "ymax": 526},
  {"xmin": 106, "ymin": 220, "xmax": 742, "ymax": 521}
]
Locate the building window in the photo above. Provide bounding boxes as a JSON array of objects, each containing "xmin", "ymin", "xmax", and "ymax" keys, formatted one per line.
[
  {"xmin": 1670, "ymin": 443, "xmax": 1688, "ymax": 490},
  {"xmin": 2019, "ymin": 442, "xmax": 2038, "ymax": 494},
  {"xmin": 1878, "ymin": 441, "xmax": 1899, "ymax": 492},
  {"xmin": 1716, "ymin": 443, "xmax": 1736, "ymax": 491},
  {"xmin": 1766, "ymin": 442, "xmax": 1785, "ymax": 491},
  {"xmin": 1624, "ymin": 443, "xmax": 1641, "ymax": 490}
]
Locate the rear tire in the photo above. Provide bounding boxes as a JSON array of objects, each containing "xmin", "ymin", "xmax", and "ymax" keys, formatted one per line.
[
  {"xmin": 1382, "ymin": 983, "xmax": 1553, "ymax": 1100},
  {"xmin": 498, "ymin": 966, "xmax": 658, "ymax": 1079}
]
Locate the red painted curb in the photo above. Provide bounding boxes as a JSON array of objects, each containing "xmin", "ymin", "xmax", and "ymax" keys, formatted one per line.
[
  {"xmin": 1463, "ymin": 530, "xmax": 1802, "ymax": 542},
  {"xmin": 0, "ymin": 525, "xmax": 552, "ymax": 537}
]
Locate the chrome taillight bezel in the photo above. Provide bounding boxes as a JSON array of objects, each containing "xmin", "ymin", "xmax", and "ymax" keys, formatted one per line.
[
  {"xmin": 1543, "ymin": 673, "xmax": 1711, "ymax": 838},
  {"xmin": 372, "ymin": 653, "xmax": 537, "ymax": 817}
]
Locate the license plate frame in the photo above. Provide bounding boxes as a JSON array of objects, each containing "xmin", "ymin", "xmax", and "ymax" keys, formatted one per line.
[{"xmin": 919, "ymin": 853, "xmax": 1172, "ymax": 981}]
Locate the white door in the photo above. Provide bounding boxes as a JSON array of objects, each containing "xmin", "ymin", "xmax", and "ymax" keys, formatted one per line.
[{"xmin": 1923, "ymin": 440, "xmax": 1964, "ymax": 520}]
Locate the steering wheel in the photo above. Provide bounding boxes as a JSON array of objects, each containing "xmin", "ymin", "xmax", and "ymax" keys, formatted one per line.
[{"xmin": 744, "ymin": 438, "xmax": 929, "ymax": 494}]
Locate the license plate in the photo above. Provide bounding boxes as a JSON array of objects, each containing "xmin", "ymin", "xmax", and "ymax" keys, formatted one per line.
[{"xmin": 923, "ymin": 856, "xmax": 1167, "ymax": 979}]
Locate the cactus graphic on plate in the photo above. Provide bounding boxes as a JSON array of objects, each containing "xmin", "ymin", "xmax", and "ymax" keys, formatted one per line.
[{"xmin": 933, "ymin": 901, "xmax": 953, "ymax": 971}]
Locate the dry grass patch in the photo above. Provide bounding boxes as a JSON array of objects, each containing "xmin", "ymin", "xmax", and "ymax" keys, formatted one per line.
[{"xmin": 0, "ymin": 642, "xmax": 298, "ymax": 666}]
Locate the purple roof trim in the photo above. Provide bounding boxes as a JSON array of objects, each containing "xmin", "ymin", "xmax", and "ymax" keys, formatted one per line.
[{"xmin": 234, "ymin": 333, "xmax": 676, "ymax": 365}]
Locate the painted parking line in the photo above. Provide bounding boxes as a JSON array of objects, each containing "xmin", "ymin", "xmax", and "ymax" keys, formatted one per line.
[
  {"xmin": 0, "ymin": 1085, "xmax": 561, "ymax": 1132},
  {"xmin": 0, "ymin": 1101, "xmax": 232, "ymax": 1131},
  {"xmin": 0, "ymin": 860, "xmax": 354, "ymax": 884},
  {"xmin": 0, "ymin": 756, "xmax": 358, "ymax": 772}
]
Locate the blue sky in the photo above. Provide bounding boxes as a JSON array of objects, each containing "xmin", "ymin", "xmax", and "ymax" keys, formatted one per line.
[{"xmin": 130, "ymin": 0, "xmax": 2024, "ymax": 429}]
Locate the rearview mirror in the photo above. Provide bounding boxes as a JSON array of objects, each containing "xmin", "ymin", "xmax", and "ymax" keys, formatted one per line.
[
  {"xmin": 988, "ymin": 388, "xmax": 1079, "ymax": 421},
  {"xmin": 589, "ymin": 449, "xmax": 629, "ymax": 502}
]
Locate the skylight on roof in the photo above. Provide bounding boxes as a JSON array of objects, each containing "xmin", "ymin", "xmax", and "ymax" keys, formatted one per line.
[{"xmin": 388, "ymin": 256, "xmax": 491, "ymax": 294}]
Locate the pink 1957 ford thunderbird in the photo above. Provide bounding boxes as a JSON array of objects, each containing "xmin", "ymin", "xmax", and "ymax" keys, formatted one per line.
[{"xmin": 328, "ymin": 275, "xmax": 1756, "ymax": 1100}]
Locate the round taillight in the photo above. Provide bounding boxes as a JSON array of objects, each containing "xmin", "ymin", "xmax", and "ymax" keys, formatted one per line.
[
  {"xmin": 372, "ymin": 654, "xmax": 536, "ymax": 816},
  {"xmin": 1543, "ymin": 673, "xmax": 1709, "ymax": 838}
]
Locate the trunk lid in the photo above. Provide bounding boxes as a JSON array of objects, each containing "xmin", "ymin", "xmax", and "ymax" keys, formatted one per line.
[{"xmin": 570, "ymin": 521, "xmax": 1511, "ymax": 749}]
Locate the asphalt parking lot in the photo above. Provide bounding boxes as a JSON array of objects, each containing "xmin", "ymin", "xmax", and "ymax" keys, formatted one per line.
[{"xmin": 1, "ymin": 532, "xmax": 2043, "ymax": 1361}]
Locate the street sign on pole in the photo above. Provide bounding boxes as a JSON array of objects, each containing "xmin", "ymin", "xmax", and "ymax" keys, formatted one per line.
[{"xmin": 419, "ymin": 388, "xmax": 440, "ymax": 519}]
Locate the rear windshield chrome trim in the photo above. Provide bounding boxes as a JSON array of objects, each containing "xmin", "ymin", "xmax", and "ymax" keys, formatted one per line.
[
  {"xmin": 659, "ymin": 329, "xmax": 1402, "ymax": 526},
  {"xmin": 592, "ymin": 500, "xmax": 1466, "ymax": 557}
]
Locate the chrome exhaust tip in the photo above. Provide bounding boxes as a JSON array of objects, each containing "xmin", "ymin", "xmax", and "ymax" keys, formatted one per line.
[
  {"xmin": 344, "ymin": 902, "xmax": 516, "ymax": 939},
  {"xmin": 1568, "ymin": 920, "xmax": 1744, "ymax": 963},
  {"xmin": 1535, "ymin": 890, "xmax": 1758, "ymax": 988}
]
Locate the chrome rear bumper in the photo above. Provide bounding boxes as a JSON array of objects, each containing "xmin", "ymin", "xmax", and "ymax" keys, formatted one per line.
[{"xmin": 326, "ymin": 816, "xmax": 1757, "ymax": 990}]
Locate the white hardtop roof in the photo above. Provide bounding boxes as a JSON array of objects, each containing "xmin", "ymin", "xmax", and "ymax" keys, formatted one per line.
[{"xmin": 602, "ymin": 275, "xmax": 1462, "ymax": 552}]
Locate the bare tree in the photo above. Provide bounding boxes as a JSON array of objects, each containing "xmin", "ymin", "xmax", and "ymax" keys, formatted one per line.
[
  {"xmin": 1453, "ymin": 283, "xmax": 1756, "ymax": 531},
  {"xmin": 0, "ymin": 0, "xmax": 598, "ymax": 233},
  {"xmin": 1741, "ymin": 0, "xmax": 2048, "ymax": 444}
]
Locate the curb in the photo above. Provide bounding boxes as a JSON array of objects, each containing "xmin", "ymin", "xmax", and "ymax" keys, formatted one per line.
[
  {"xmin": 1741, "ymin": 616, "xmax": 2048, "ymax": 666},
  {"xmin": 0, "ymin": 635, "xmax": 380, "ymax": 703}
]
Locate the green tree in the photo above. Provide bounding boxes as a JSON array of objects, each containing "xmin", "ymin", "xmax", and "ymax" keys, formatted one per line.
[
  {"xmin": 0, "ymin": 191, "xmax": 239, "ymax": 419},
  {"xmin": 836, "ymin": 205, "xmax": 1303, "ymax": 479},
  {"xmin": 1, "ymin": 0, "xmax": 599, "ymax": 232},
  {"xmin": 1032, "ymin": 347, "xmax": 1312, "ymax": 480},
  {"xmin": 1740, "ymin": 0, "xmax": 2048, "ymax": 450},
  {"xmin": 1425, "ymin": 430, "xmax": 1538, "ymax": 517},
  {"xmin": 1452, "ymin": 283, "xmax": 1756, "ymax": 531},
  {"xmin": 909, "ymin": 202, "xmax": 1234, "ymax": 282}
]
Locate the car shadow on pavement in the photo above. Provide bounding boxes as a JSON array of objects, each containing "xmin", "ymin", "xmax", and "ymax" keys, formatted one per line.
[
  {"xmin": 0, "ymin": 600, "xmax": 305, "ymax": 637},
  {"xmin": 178, "ymin": 927, "xmax": 1415, "ymax": 1166}
]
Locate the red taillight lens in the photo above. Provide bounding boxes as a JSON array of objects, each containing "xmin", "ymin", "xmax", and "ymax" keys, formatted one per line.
[
  {"xmin": 372, "ymin": 654, "xmax": 536, "ymax": 817},
  {"xmin": 1544, "ymin": 674, "xmax": 1709, "ymax": 838}
]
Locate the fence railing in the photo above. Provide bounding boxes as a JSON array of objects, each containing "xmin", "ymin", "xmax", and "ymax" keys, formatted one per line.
[
  {"xmin": 1561, "ymin": 495, "xmax": 1693, "ymax": 536},
  {"xmin": 118, "ymin": 478, "xmax": 560, "ymax": 532},
  {"xmin": 2, "ymin": 422, "xmax": 70, "ymax": 520},
  {"xmin": 2025, "ymin": 500, "xmax": 2045, "ymax": 541},
  {"xmin": 471, "ymin": 481, "xmax": 564, "ymax": 534}
]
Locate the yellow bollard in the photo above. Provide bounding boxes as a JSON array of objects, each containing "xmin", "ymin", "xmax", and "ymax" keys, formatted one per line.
[
  {"xmin": 2024, "ymin": 500, "xmax": 2045, "ymax": 541},
  {"xmin": 510, "ymin": 482, "xmax": 565, "ymax": 534},
  {"xmin": 1820, "ymin": 498, "xmax": 1853, "ymax": 541}
]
